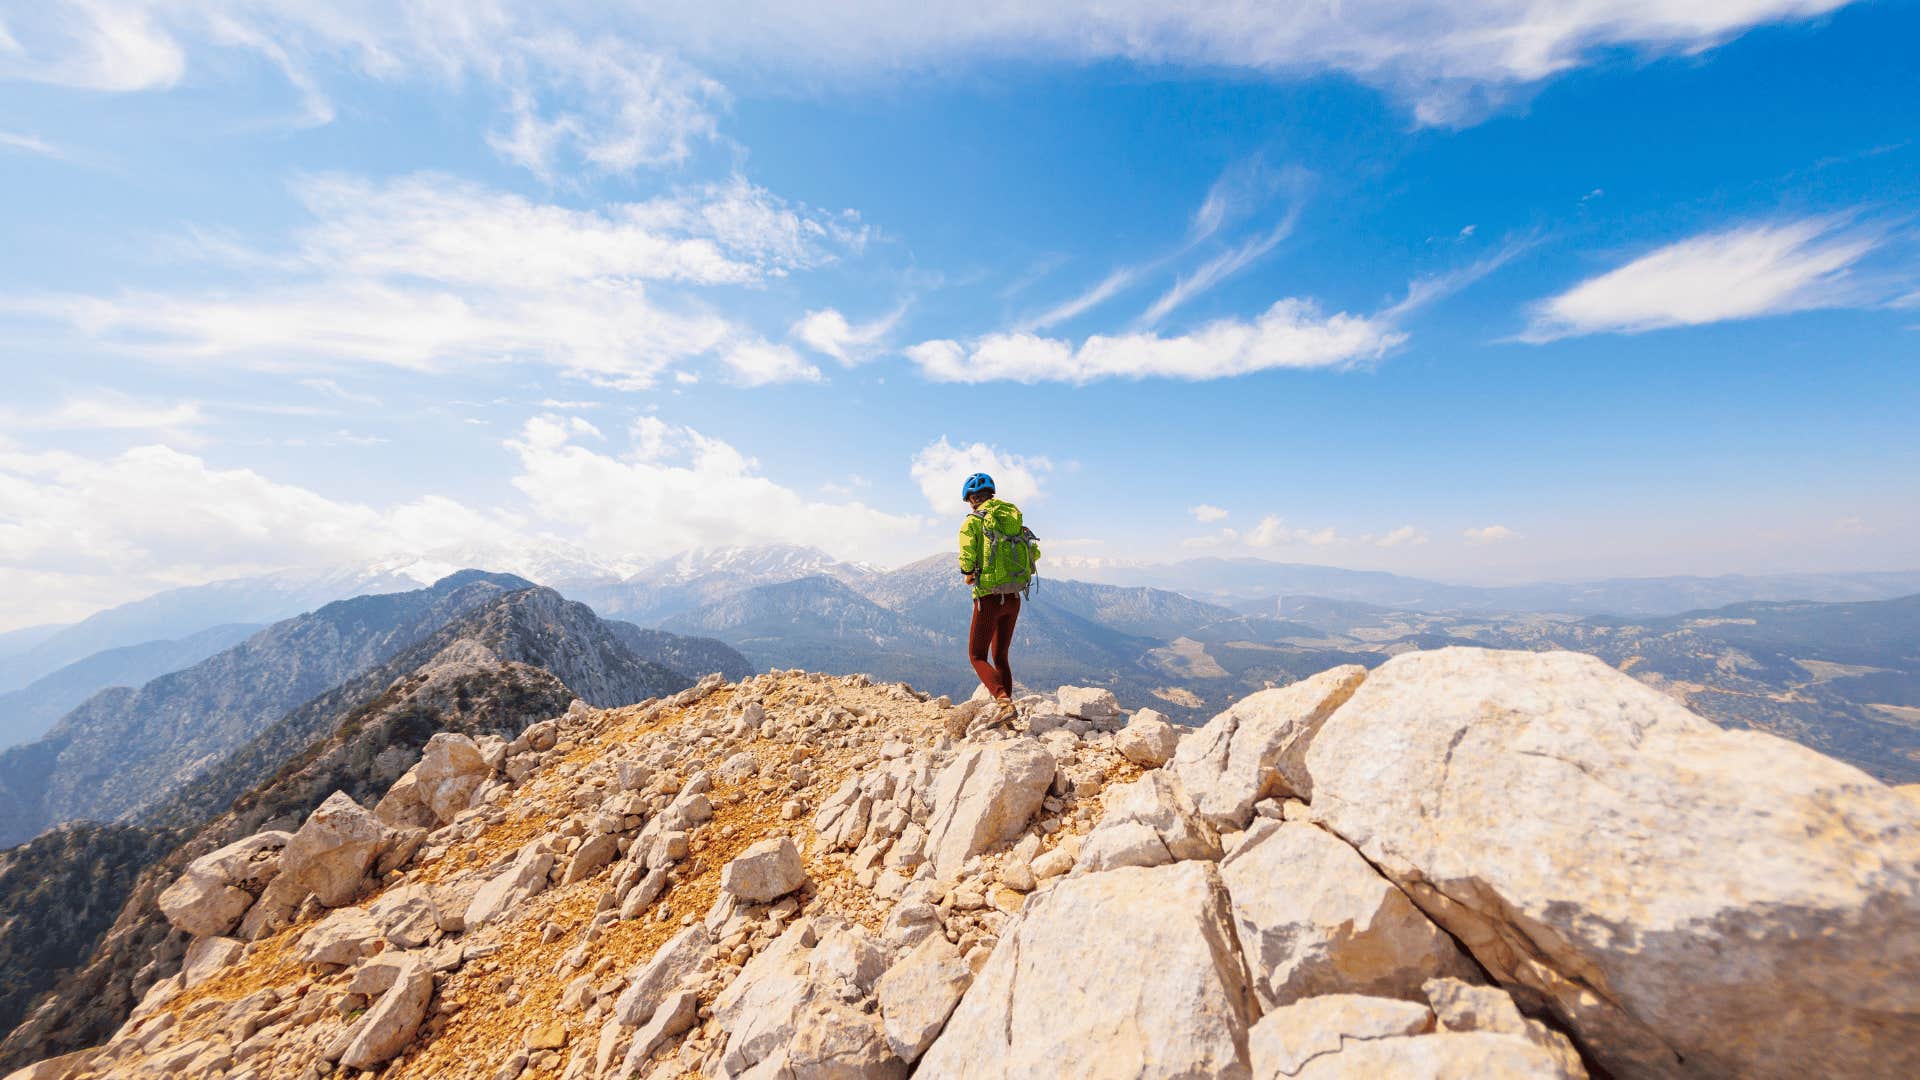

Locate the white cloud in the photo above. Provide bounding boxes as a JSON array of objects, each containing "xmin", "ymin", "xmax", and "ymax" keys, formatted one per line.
[
  {"xmin": 1522, "ymin": 217, "xmax": 1879, "ymax": 340},
  {"xmin": 1019, "ymin": 268, "xmax": 1141, "ymax": 332},
  {"xmin": 0, "ymin": 130, "xmax": 68, "ymax": 159},
  {"xmin": 13, "ymin": 173, "xmax": 863, "ymax": 389},
  {"xmin": 0, "ymin": 393, "xmax": 203, "ymax": 435},
  {"xmin": 906, "ymin": 299, "xmax": 1403, "ymax": 384},
  {"xmin": 1190, "ymin": 504, "xmax": 1229, "ymax": 523},
  {"xmin": 909, "ymin": 437, "xmax": 1051, "ymax": 512},
  {"xmin": 1023, "ymin": 160, "xmax": 1299, "ymax": 333},
  {"xmin": 791, "ymin": 306, "xmax": 900, "ymax": 364},
  {"xmin": 1464, "ymin": 524, "xmax": 1518, "ymax": 544},
  {"xmin": 721, "ymin": 340, "xmax": 820, "ymax": 386},
  {"xmin": 610, "ymin": 0, "xmax": 1856, "ymax": 125},
  {"xmin": 3, "ymin": 1, "xmax": 1856, "ymax": 136},
  {"xmin": 0, "ymin": 3, "xmax": 724, "ymax": 174},
  {"xmin": 0, "ymin": 0, "xmax": 185, "ymax": 91},
  {"xmin": 1246, "ymin": 515, "xmax": 1339, "ymax": 548},
  {"xmin": 0, "ymin": 441, "xmax": 516, "ymax": 627},
  {"xmin": 0, "ymin": 413, "xmax": 937, "ymax": 627},
  {"xmin": 1140, "ymin": 214, "xmax": 1297, "ymax": 326},
  {"xmin": 1372, "ymin": 524, "xmax": 1429, "ymax": 548},
  {"xmin": 508, "ymin": 414, "xmax": 926, "ymax": 562}
]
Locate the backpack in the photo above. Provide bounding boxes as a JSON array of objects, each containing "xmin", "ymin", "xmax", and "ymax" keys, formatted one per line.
[{"xmin": 969, "ymin": 499, "xmax": 1041, "ymax": 598}]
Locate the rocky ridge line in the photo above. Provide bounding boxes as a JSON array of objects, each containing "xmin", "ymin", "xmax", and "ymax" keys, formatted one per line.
[{"xmin": 12, "ymin": 646, "xmax": 1920, "ymax": 1079}]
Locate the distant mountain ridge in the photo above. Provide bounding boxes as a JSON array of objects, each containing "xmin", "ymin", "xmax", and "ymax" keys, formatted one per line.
[
  {"xmin": 0, "ymin": 580, "xmax": 747, "ymax": 1066},
  {"xmin": 0, "ymin": 571, "xmax": 537, "ymax": 848},
  {"xmin": 0, "ymin": 623, "xmax": 262, "ymax": 751},
  {"xmin": 1054, "ymin": 556, "xmax": 1920, "ymax": 616}
]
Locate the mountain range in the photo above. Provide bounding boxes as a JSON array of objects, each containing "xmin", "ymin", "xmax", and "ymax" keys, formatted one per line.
[{"xmin": 0, "ymin": 575, "xmax": 748, "ymax": 1067}]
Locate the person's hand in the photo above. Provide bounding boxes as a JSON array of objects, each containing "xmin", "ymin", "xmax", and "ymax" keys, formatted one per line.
[{"xmin": 964, "ymin": 573, "xmax": 976, "ymax": 585}]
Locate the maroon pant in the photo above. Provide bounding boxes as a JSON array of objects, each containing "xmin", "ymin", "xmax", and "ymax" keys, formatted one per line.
[{"xmin": 968, "ymin": 594, "xmax": 1021, "ymax": 699}]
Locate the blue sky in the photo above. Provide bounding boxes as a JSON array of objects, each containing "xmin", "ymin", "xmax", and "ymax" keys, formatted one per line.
[{"xmin": 0, "ymin": 1, "xmax": 1916, "ymax": 629}]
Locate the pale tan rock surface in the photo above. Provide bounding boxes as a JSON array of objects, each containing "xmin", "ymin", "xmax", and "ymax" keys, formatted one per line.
[
  {"xmin": 339, "ymin": 954, "xmax": 434, "ymax": 1070},
  {"xmin": 43, "ymin": 660, "xmax": 1920, "ymax": 1080},
  {"xmin": 1221, "ymin": 817, "xmax": 1477, "ymax": 1008},
  {"xmin": 1114, "ymin": 708, "xmax": 1181, "ymax": 767},
  {"xmin": 1172, "ymin": 665, "xmax": 1367, "ymax": 828},
  {"xmin": 1074, "ymin": 769, "xmax": 1221, "ymax": 874},
  {"xmin": 923, "ymin": 741, "xmax": 1055, "ymax": 878},
  {"xmin": 875, "ymin": 934, "xmax": 972, "ymax": 1063},
  {"xmin": 917, "ymin": 860, "xmax": 1256, "ymax": 1080},
  {"xmin": 719, "ymin": 835, "xmax": 807, "ymax": 902},
  {"xmin": 281, "ymin": 790, "xmax": 386, "ymax": 907},
  {"xmin": 1304, "ymin": 646, "xmax": 1920, "ymax": 1079},
  {"xmin": 1246, "ymin": 993, "xmax": 1434, "ymax": 1077}
]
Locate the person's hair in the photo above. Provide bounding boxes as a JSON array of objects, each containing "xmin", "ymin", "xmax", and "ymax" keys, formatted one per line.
[{"xmin": 969, "ymin": 487, "xmax": 994, "ymax": 504}]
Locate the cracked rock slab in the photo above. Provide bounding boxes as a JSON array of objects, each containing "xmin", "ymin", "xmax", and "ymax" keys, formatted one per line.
[
  {"xmin": 1304, "ymin": 646, "xmax": 1920, "ymax": 1079},
  {"xmin": 1172, "ymin": 666, "xmax": 1367, "ymax": 830},
  {"xmin": 917, "ymin": 860, "xmax": 1256, "ymax": 1080}
]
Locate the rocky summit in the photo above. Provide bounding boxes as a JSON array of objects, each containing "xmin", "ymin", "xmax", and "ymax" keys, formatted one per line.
[{"xmin": 11, "ymin": 646, "xmax": 1919, "ymax": 1080}]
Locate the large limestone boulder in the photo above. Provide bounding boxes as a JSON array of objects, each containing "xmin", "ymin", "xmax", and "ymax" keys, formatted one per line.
[
  {"xmin": 1057, "ymin": 686, "xmax": 1120, "ymax": 722},
  {"xmin": 1246, "ymin": 994, "xmax": 1434, "ymax": 1078},
  {"xmin": 719, "ymin": 836, "xmax": 807, "ymax": 902},
  {"xmin": 1074, "ymin": 770, "xmax": 1221, "ymax": 875},
  {"xmin": 614, "ymin": 924, "xmax": 711, "ymax": 1028},
  {"xmin": 156, "ymin": 870, "xmax": 253, "ymax": 939},
  {"xmin": 1247, "ymin": 982, "xmax": 1586, "ymax": 1079},
  {"xmin": 1172, "ymin": 665, "xmax": 1367, "ymax": 829},
  {"xmin": 875, "ymin": 935, "xmax": 972, "ymax": 1063},
  {"xmin": 281, "ymin": 791, "xmax": 386, "ymax": 908},
  {"xmin": 924, "ymin": 742, "xmax": 1055, "ymax": 879},
  {"xmin": 712, "ymin": 918, "xmax": 903, "ymax": 1079},
  {"xmin": 375, "ymin": 733, "xmax": 492, "ymax": 828},
  {"xmin": 1114, "ymin": 709, "xmax": 1180, "ymax": 768},
  {"xmin": 157, "ymin": 831, "xmax": 293, "ymax": 937},
  {"xmin": 192, "ymin": 830, "xmax": 291, "ymax": 890},
  {"xmin": 1220, "ymin": 818, "xmax": 1477, "ymax": 1009},
  {"xmin": 1303, "ymin": 647, "xmax": 1920, "ymax": 1078},
  {"xmin": 917, "ymin": 860, "xmax": 1256, "ymax": 1079},
  {"xmin": 463, "ymin": 843, "xmax": 554, "ymax": 929},
  {"xmin": 339, "ymin": 954, "xmax": 433, "ymax": 1070}
]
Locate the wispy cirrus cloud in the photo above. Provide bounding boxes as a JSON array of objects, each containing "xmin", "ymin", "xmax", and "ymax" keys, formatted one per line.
[
  {"xmin": 0, "ymin": 2, "xmax": 724, "ymax": 174},
  {"xmin": 0, "ymin": 130, "xmax": 69, "ymax": 160},
  {"xmin": 8, "ymin": 172, "xmax": 862, "ymax": 389},
  {"xmin": 1520, "ymin": 216, "xmax": 1882, "ymax": 341},
  {"xmin": 1020, "ymin": 160, "xmax": 1302, "ymax": 333}
]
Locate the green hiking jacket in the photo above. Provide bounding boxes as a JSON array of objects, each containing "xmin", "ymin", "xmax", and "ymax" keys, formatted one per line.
[{"xmin": 958, "ymin": 498, "xmax": 1040, "ymax": 599}]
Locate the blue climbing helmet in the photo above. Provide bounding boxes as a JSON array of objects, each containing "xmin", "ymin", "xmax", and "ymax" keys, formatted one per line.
[{"xmin": 961, "ymin": 472, "xmax": 995, "ymax": 502}]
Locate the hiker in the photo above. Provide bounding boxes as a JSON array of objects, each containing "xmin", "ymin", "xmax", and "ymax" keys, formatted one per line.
[{"xmin": 958, "ymin": 472, "xmax": 1041, "ymax": 724}]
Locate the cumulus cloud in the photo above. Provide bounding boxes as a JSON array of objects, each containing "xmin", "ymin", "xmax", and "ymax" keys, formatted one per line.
[
  {"xmin": 0, "ymin": 440, "xmax": 516, "ymax": 627},
  {"xmin": 1190, "ymin": 504, "xmax": 1229, "ymax": 523},
  {"xmin": 13, "ymin": 173, "xmax": 862, "ymax": 389},
  {"xmin": 1464, "ymin": 524, "xmax": 1518, "ymax": 544},
  {"xmin": 1371, "ymin": 524, "xmax": 1429, "ymax": 548},
  {"xmin": 907, "ymin": 299, "xmax": 1402, "ymax": 384},
  {"xmin": 720, "ymin": 340, "xmax": 820, "ymax": 386},
  {"xmin": 791, "ymin": 306, "xmax": 901, "ymax": 365},
  {"xmin": 1521, "ymin": 218, "xmax": 1880, "ymax": 340},
  {"xmin": 508, "ymin": 414, "xmax": 926, "ymax": 561},
  {"xmin": 0, "ymin": 413, "xmax": 936, "ymax": 626},
  {"xmin": 909, "ymin": 437, "xmax": 1051, "ymax": 512}
]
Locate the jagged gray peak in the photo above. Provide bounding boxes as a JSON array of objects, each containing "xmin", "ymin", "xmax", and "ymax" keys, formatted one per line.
[{"xmin": 0, "ymin": 571, "xmax": 535, "ymax": 848}]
